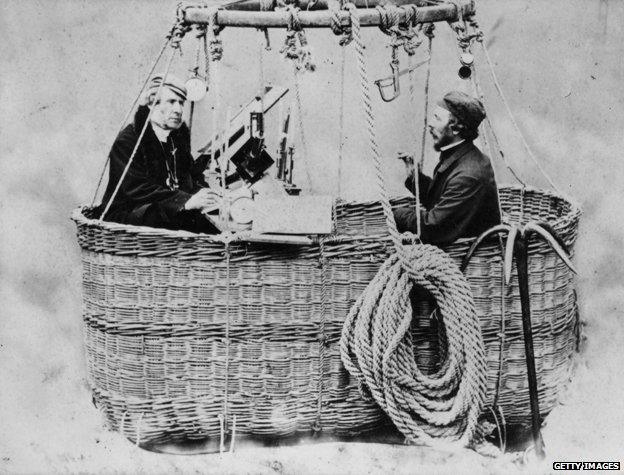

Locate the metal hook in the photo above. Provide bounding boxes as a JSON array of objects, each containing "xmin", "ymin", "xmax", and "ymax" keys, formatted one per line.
[
  {"xmin": 374, "ymin": 56, "xmax": 430, "ymax": 103},
  {"xmin": 375, "ymin": 59, "xmax": 401, "ymax": 102}
]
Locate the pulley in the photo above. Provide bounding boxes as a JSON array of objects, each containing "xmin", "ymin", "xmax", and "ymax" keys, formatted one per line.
[{"xmin": 458, "ymin": 52, "xmax": 474, "ymax": 79}]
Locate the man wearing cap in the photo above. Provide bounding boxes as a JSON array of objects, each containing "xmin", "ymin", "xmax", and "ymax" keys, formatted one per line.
[
  {"xmin": 393, "ymin": 91, "xmax": 501, "ymax": 245},
  {"xmin": 99, "ymin": 74, "xmax": 219, "ymax": 233}
]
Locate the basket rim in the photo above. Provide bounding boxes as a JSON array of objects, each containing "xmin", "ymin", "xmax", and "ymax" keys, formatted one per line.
[{"xmin": 73, "ymin": 184, "xmax": 581, "ymax": 246}]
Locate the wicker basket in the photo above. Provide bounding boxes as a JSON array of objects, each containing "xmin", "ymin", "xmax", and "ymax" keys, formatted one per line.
[{"xmin": 72, "ymin": 185, "xmax": 581, "ymax": 445}]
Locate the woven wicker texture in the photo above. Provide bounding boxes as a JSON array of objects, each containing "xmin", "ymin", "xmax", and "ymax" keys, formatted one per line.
[{"xmin": 72, "ymin": 185, "xmax": 580, "ymax": 445}]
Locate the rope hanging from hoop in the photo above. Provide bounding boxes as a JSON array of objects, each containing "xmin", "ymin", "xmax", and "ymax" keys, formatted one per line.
[
  {"xmin": 98, "ymin": 19, "xmax": 187, "ymax": 221},
  {"xmin": 280, "ymin": 5, "xmax": 316, "ymax": 72},
  {"xmin": 339, "ymin": 3, "xmax": 487, "ymax": 447}
]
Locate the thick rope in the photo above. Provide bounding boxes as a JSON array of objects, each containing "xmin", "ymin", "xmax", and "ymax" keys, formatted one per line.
[
  {"xmin": 340, "ymin": 4, "xmax": 487, "ymax": 447},
  {"xmin": 343, "ymin": 3, "xmax": 403, "ymax": 253},
  {"xmin": 341, "ymin": 248, "xmax": 488, "ymax": 445}
]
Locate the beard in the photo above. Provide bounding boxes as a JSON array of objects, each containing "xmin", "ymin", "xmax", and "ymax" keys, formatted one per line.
[{"xmin": 432, "ymin": 133, "xmax": 455, "ymax": 151}]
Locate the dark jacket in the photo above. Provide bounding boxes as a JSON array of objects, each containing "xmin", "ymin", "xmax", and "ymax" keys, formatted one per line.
[
  {"xmin": 99, "ymin": 106, "xmax": 215, "ymax": 232},
  {"xmin": 394, "ymin": 141, "xmax": 501, "ymax": 245}
]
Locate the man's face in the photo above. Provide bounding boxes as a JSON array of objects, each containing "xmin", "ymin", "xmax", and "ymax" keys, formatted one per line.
[
  {"xmin": 150, "ymin": 88, "xmax": 185, "ymax": 130},
  {"xmin": 429, "ymin": 106, "xmax": 458, "ymax": 151}
]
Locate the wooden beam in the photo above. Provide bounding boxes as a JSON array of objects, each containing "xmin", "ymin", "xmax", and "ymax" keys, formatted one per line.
[
  {"xmin": 182, "ymin": 1, "xmax": 475, "ymax": 29},
  {"xmin": 222, "ymin": 0, "xmax": 434, "ymax": 12}
]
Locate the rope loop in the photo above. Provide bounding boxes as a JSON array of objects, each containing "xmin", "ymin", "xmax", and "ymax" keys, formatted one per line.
[
  {"xmin": 343, "ymin": 3, "xmax": 487, "ymax": 447},
  {"xmin": 340, "ymin": 245, "xmax": 488, "ymax": 446}
]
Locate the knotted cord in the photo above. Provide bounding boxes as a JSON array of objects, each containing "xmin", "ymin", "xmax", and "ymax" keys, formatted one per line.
[
  {"xmin": 280, "ymin": 5, "xmax": 316, "ymax": 72},
  {"xmin": 328, "ymin": 0, "xmax": 352, "ymax": 45},
  {"xmin": 340, "ymin": 3, "xmax": 487, "ymax": 447}
]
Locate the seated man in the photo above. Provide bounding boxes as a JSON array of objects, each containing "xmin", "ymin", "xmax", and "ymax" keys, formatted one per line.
[
  {"xmin": 394, "ymin": 91, "xmax": 501, "ymax": 245},
  {"xmin": 99, "ymin": 74, "xmax": 219, "ymax": 233}
]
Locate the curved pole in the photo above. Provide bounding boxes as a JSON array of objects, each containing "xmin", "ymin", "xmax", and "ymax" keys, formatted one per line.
[{"xmin": 182, "ymin": 1, "xmax": 475, "ymax": 28}]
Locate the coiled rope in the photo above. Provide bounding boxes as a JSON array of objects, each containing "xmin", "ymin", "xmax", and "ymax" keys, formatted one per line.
[{"xmin": 339, "ymin": 4, "xmax": 487, "ymax": 447}]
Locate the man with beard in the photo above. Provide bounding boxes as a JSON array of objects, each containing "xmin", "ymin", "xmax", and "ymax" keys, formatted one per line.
[
  {"xmin": 99, "ymin": 74, "xmax": 220, "ymax": 233},
  {"xmin": 393, "ymin": 91, "xmax": 501, "ymax": 245}
]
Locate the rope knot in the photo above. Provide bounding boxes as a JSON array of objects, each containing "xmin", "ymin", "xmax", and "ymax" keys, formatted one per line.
[
  {"xmin": 377, "ymin": 4, "xmax": 423, "ymax": 56},
  {"xmin": 207, "ymin": 7, "xmax": 224, "ymax": 61},
  {"xmin": 280, "ymin": 6, "xmax": 316, "ymax": 72},
  {"xmin": 423, "ymin": 23, "xmax": 436, "ymax": 39},
  {"xmin": 328, "ymin": 0, "xmax": 352, "ymax": 45},
  {"xmin": 167, "ymin": 18, "xmax": 190, "ymax": 50}
]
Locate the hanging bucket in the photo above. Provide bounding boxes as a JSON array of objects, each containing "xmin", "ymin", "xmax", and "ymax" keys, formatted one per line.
[{"xmin": 72, "ymin": 185, "xmax": 580, "ymax": 445}]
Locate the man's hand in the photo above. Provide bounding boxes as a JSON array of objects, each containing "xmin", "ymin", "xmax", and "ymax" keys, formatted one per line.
[
  {"xmin": 397, "ymin": 152, "xmax": 415, "ymax": 176},
  {"xmin": 184, "ymin": 188, "xmax": 221, "ymax": 211}
]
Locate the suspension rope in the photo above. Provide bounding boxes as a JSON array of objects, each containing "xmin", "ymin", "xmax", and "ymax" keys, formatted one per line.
[
  {"xmin": 90, "ymin": 35, "xmax": 171, "ymax": 207},
  {"xmin": 258, "ymin": 29, "xmax": 267, "ymax": 110},
  {"xmin": 480, "ymin": 41, "xmax": 563, "ymax": 195},
  {"xmin": 207, "ymin": 7, "xmax": 223, "ymax": 191},
  {"xmin": 419, "ymin": 24, "xmax": 434, "ymax": 170},
  {"xmin": 337, "ymin": 45, "xmax": 346, "ymax": 197},
  {"xmin": 469, "ymin": 64, "xmax": 508, "ymax": 221},
  {"xmin": 223, "ymin": 243, "xmax": 232, "ymax": 438},
  {"xmin": 340, "ymin": 3, "xmax": 487, "ymax": 447},
  {"xmin": 278, "ymin": 5, "xmax": 315, "ymax": 190},
  {"xmin": 413, "ymin": 24, "xmax": 435, "ymax": 239},
  {"xmin": 99, "ymin": 45, "xmax": 179, "ymax": 221},
  {"xmin": 314, "ymin": 239, "xmax": 329, "ymax": 432},
  {"xmin": 292, "ymin": 69, "xmax": 314, "ymax": 190},
  {"xmin": 407, "ymin": 55, "xmax": 418, "ymax": 234},
  {"xmin": 188, "ymin": 28, "xmax": 205, "ymax": 132},
  {"xmin": 447, "ymin": 18, "xmax": 526, "ymax": 190},
  {"xmin": 343, "ymin": 3, "xmax": 402, "ymax": 252}
]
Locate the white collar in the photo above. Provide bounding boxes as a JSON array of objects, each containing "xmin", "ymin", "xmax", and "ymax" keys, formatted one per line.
[
  {"xmin": 151, "ymin": 121, "xmax": 171, "ymax": 142},
  {"xmin": 440, "ymin": 139, "xmax": 465, "ymax": 152}
]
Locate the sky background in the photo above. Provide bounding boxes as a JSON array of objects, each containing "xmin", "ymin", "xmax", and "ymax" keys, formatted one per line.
[{"xmin": 0, "ymin": 0, "xmax": 623, "ymax": 472}]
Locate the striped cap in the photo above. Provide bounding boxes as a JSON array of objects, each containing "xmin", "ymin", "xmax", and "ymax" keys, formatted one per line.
[{"xmin": 147, "ymin": 73, "xmax": 187, "ymax": 101}]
